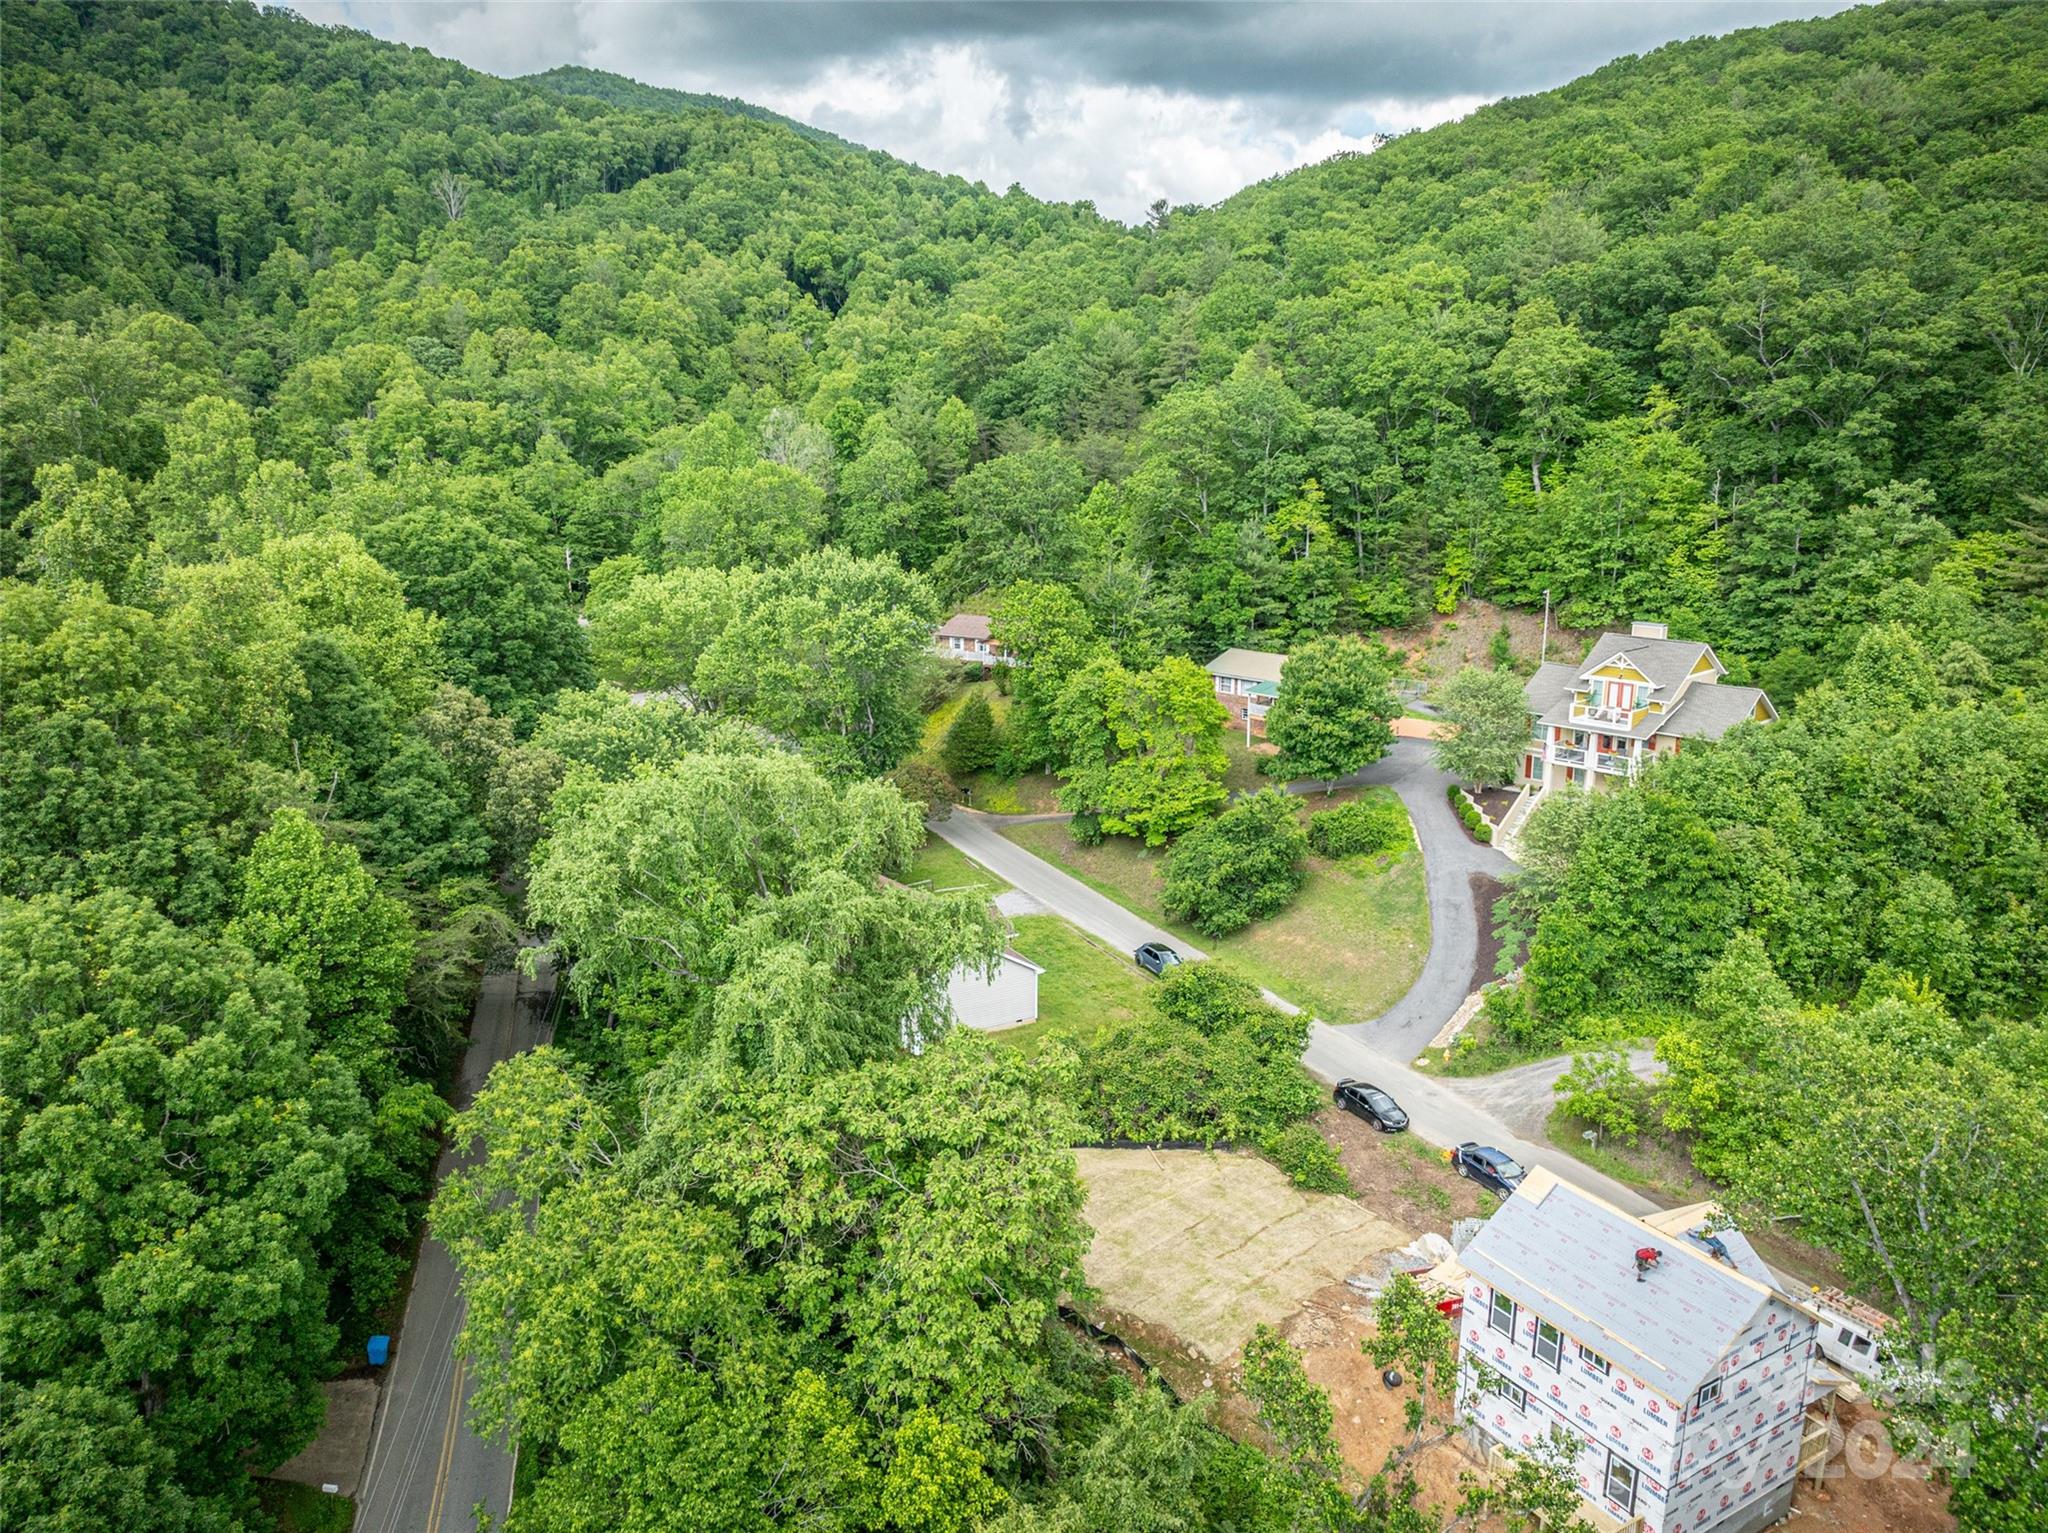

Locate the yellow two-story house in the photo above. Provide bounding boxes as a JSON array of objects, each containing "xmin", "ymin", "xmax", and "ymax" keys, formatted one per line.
[{"xmin": 1518, "ymin": 623, "xmax": 1775, "ymax": 792}]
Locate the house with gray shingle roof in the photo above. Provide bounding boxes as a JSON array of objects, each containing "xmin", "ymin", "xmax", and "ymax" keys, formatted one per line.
[
  {"xmin": 1515, "ymin": 622, "xmax": 1775, "ymax": 793},
  {"xmin": 1453, "ymin": 1167, "xmax": 1824, "ymax": 1533}
]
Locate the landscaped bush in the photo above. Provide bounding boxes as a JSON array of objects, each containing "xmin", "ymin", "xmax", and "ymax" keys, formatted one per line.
[
  {"xmin": 1307, "ymin": 796, "xmax": 1410, "ymax": 859},
  {"xmin": 889, "ymin": 759, "xmax": 959, "ymax": 819},
  {"xmin": 941, "ymin": 693, "xmax": 1001, "ymax": 776},
  {"xmin": 1446, "ymin": 784, "xmax": 1492, "ymax": 843},
  {"xmin": 1161, "ymin": 788, "xmax": 1309, "ymax": 937},
  {"xmin": 1262, "ymin": 1121, "xmax": 1352, "ymax": 1195},
  {"xmin": 1064, "ymin": 961, "xmax": 1322, "ymax": 1171}
]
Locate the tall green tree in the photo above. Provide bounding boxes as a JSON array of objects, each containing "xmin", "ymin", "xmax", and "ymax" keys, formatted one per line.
[
  {"xmin": 1264, "ymin": 636, "xmax": 1400, "ymax": 790},
  {"xmin": 1431, "ymin": 665, "xmax": 1530, "ymax": 788},
  {"xmin": 1050, "ymin": 655, "xmax": 1229, "ymax": 845}
]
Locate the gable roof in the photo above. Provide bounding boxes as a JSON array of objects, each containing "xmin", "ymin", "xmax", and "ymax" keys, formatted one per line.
[
  {"xmin": 936, "ymin": 612, "xmax": 993, "ymax": 641},
  {"xmin": 1657, "ymin": 683, "xmax": 1775, "ymax": 738},
  {"xmin": 1576, "ymin": 631, "xmax": 1722, "ymax": 694},
  {"xmin": 1640, "ymin": 1202, "xmax": 1779, "ymax": 1290},
  {"xmin": 1459, "ymin": 1167, "xmax": 1807, "ymax": 1400},
  {"xmin": 1523, "ymin": 661, "xmax": 1579, "ymax": 719},
  {"xmin": 1206, "ymin": 647, "xmax": 1288, "ymax": 685}
]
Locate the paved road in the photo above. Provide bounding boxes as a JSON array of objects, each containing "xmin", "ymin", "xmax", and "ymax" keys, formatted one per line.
[
  {"xmin": 1276, "ymin": 740, "xmax": 1518, "ymax": 1057},
  {"xmin": 356, "ymin": 955, "xmax": 555, "ymax": 1533},
  {"xmin": 929, "ymin": 811, "xmax": 1658, "ymax": 1217},
  {"xmin": 1447, "ymin": 1047, "xmax": 1664, "ymax": 1142}
]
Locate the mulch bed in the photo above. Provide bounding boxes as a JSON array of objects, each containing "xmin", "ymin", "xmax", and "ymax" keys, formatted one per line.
[
  {"xmin": 1468, "ymin": 873, "xmax": 1509, "ymax": 987},
  {"xmin": 1470, "ymin": 785, "xmax": 1518, "ymax": 825}
]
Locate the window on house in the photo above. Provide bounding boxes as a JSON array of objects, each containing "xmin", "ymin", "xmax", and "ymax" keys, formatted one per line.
[
  {"xmin": 1604, "ymin": 1453, "xmax": 1639, "ymax": 1513},
  {"xmin": 1533, "ymin": 1319, "xmax": 1563, "ymax": 1370},
  {"xmin": 1488, "ymin": 1290, "xmax": 1516, "ymax": 1338},
  {"xmin": 1696, "ymin": 1378, "xmax": 1722, "ymax": 1410},
  {"xmin": 1579, "ymin": 1344, "xmax": 1610, "ymax": 1375},
  {"xmin": 1477, "ymin": 1362, "xmax": 1527, "ymax": 1412}
]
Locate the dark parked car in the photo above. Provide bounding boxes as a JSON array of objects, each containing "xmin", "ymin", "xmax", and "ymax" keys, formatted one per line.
[
  {"xmin": 1134, "ymin": 941, "xmax": 1182, "ymax": 976},
  {"xmin": 1451, "ymin": 1142, "xmax": 1525, "ymax": 1197},
  {"xmin": 1334, "ymin": 1080, "xmax": 1409, "ymax": 1132}
]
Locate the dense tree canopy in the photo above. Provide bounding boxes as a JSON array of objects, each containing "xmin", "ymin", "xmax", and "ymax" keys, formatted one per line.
[{"xmin": 5, "ymin": 1, "xmax": 2046, "ymax": 1526}]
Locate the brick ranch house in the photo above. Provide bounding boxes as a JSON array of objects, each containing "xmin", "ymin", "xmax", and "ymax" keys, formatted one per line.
[
  {"xmin": 932, "ymin": 612, "xmax": 1015, "ymax": 666},
  {"xmin": 1519, "ymin": 623, "xmax": 1775, "ymax": 792},
  {"xmin": 1205, "ymin": 647, "xmax": 1286, "ymax": 736}
]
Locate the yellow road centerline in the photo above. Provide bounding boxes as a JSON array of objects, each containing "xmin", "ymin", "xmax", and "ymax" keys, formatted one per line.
[{"xmin": 426, "ymin": 1354, "xmax": 465, "ymax": 1531}]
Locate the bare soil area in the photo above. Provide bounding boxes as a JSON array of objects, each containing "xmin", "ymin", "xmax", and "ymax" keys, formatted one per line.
[
  {"xmin": 1796, "ymin": 1397, "xmax": 1955, "ymax": 1533},
  {"xmin": 1074, "ymin": 1147, "xmax": 1410, "ymax": 1363},
  {"xmin": 1381, "ymin": 599, "xmax": 1591, "ymax": 681},
  {"xmin": 1313, "ymin": 1107, "xmax": 1490, "ymax": 1238}
]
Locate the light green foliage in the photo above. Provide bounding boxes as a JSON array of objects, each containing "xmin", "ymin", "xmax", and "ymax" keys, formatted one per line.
[
  {"xmin": 1162, "ymin": 788, "xmax": 1309, "ymax": 937},
  {"xmin": 586, "ymin": 562, "xmax": 750, "ymax": 690},
  {"xmin": 1265, "ymin": 636, "xmax": 1400, "ymax": 789},
  {"xmin": 882, "ymin": 1409, "xmax": 1005, "ymax": 1533},
  {"xmin": 989, "ymin": 579, "xmax": 1102, "ymax": 770},
  {"xmin": 1367, "ymin": 1273, "xmax": 1456, "ymax": 1448},
  {"xmin": 1067, "ymin": 960, "xmax": 1320, "ymax": 1147},
  {"xmin": 932, "ymin": 447, "xmax": 1090, "ymax": 597},
  {"xmin": 0, "ymin": 892, "xmax": 365, "ymax": 1518},
  {"xmin": 1551, "ymin": 1047, "xmax": 1648, "ymax": 1145},
  {"xmin": 1238, "ymin": 1325, "xmax": 1349, "ymax": 1527},
  {"xmin": 696, "ymin": 546, "xmax": 943, "ymax": 778},
  {"xmin": 1262, "ymin": 1122, "xmax": 1350, "ymax": 1195},
  {"xmin": 226, "ymin": 808, "xmax": 415, "ymax": 1084},
  {"xmin": 8, "ymin": 2, "xmax": 2048, "ymax": 1523},
  {"xmin": 15, "ymin": 461, "xmax": 156, "ymax": 603},
  {"xmin": 649, "ymin": 459, "xmax": 827, "ymax": 570},
  {"xmin": 527, "ymin": 750, "xmax": 1002, "ymax": 1074},
  {"xmin": 1431, "ymin": 664, "xmax": 1530, "ymax": 788},
  {"xmin": 1305, "ymin": 796, "xmax": 1409, "ymax": 859},
  {"xmin": 1051, "ymin": 655, "xmax": 1229, "ymax": 845}
]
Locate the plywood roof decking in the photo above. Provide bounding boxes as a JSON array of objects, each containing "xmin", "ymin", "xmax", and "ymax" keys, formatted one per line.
[{"xmin": 1459, "ymin": 1167, "xmax": 1797, "ymax": 1401}]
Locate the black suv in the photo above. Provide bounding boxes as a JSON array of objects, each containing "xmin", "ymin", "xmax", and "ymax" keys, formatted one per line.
[
  {"xmin": 1334, "ymin": 1080, "xmax": 1409, "ymax": 1133},
  {"xmin": 1451, "ymin": 1142, "xmax": 1525, "ymax": 1197}
]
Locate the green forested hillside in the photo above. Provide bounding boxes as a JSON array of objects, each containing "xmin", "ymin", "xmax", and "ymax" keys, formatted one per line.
[
  {"xmin": 521, "ymin": 62, "xmax": 862, "ymax": 151},
  {"xmin": 3, "ymin": 1, "xmax": 2045, "ymax": 1529}
]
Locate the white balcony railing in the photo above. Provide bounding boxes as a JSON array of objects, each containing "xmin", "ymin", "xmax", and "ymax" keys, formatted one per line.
[
  {"xmin": 1550, "ymin": 746, "xmax": 1587, "ymax": 766},
  {"xmin": 1574, "ymin": 703, "xmax": 1634, "ymax": 727},
  {"xmin": 1595, "ymin": 751, "xmax": 1634, "ymax": 775}
]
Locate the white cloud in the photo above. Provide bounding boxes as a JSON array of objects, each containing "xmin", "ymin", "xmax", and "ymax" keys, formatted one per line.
[{"xmin": 752, "ymin": 45, "xmax": 1472, "ymax": 220}]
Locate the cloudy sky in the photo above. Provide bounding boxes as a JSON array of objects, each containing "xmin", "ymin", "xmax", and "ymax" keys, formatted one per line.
[{"xmin": 301, "ymin": 1, "xmax": 1856, "ymax": 221}]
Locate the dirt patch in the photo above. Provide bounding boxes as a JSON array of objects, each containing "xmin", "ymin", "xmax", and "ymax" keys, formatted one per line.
[
  {"xmin": 1468, "ymin": 873, "xmax": 1509, "ymax": 986},
  {"xmin": 1380, "ymin": 599, "xmax": 1591, "ymax": 682},
  {"xmin": 1315, "ymin": 1107, "xmax": 1489, "ymax": 1239},
  {"xmin": 1794, "ymin": 1397, "xmax": 1954, "ymax": 1533},
  {"xmin": 1074, "ymin": 1147, "xmax": 1410, "ymax": 1363}
]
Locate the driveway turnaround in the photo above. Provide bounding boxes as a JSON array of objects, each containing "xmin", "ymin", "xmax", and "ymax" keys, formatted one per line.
[{"xmin": 355, "ymin": 955, "xmax": 554, "ymax": 1533}]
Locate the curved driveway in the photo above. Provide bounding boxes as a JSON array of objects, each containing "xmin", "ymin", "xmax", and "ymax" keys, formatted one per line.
[{"xmin": 1279, "ymin": 740, "xmax": 1518, "ymax": 1057}]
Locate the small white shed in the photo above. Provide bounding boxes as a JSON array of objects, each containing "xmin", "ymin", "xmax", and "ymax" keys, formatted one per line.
[{"xmin": 946, "ymin": 950, "xmax": 1043, "ymax": 1031}]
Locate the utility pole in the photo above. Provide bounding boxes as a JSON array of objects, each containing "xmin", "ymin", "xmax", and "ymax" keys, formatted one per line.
[{"xmin": 1540, "ymin": 588, "xmax": 1551, "ymax": 665}]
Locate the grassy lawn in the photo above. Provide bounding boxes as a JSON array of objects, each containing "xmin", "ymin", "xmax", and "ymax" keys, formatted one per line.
[
  {"xmin": 993, "ymin": 913, "xmax": 1155, "ymax": 1056},
  {"xmin": 1001, "ymin": 789, "xmax": 1429, "ymax": 1024},
  {"xmin": 1220, "ymin": 726, "xmax": 1273, "ymax": 796},
  {"xmin": 915, "ymin": 681, "xmax": 1063, "ymax": 814},
  {"xmin": 256, "ymin": 1481, "xmax": 354, "ymax": 1533},
  {"xmin": 905, "ymin": 833, "xmax": 1011, "ymax": 895}
]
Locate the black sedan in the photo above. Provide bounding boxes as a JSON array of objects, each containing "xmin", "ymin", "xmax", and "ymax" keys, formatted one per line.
[
  {"xmin": 1334, "ymin": 1080, "xmax": 1409, "ymax": 1132},
  {"xmin": 1451, "ymin": 1142, "xmax": 1526, "ymax": 1197},
  {"xmin": 1134, "ymin": 941, "xmax": 1182, "ymax": 976}
]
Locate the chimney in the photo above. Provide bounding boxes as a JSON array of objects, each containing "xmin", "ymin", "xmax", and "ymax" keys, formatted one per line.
[{"xmin": 1630, "ymin": 621, "xmax": 1668, "ymax": 640}]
